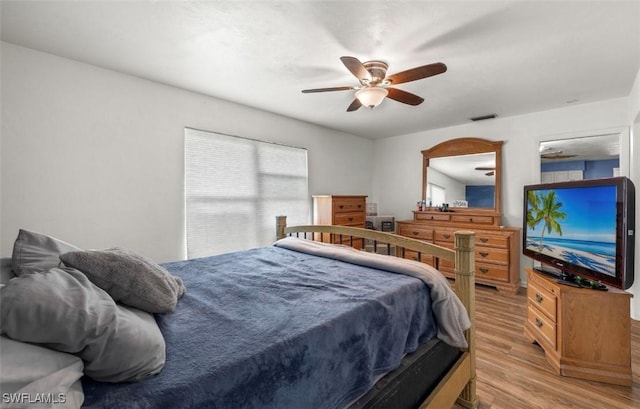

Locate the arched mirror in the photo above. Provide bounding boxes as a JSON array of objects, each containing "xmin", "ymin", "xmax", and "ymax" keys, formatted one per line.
[{"xmin": 422, "ymin": 137, "xmax": 503, "ymax": 215}]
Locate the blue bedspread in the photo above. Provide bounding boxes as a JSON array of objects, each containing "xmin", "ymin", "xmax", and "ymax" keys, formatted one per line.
[{"xmin": 81, "ymin": 245, "xmax": 438, "ymax": 409}]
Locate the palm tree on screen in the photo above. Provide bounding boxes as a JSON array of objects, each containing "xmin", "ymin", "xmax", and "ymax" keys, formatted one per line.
[
  {"xmin": 536, "ymin": 190, "xmax": 567, "ymax": 250},
  {"xmin": 526, "ymin": 190, "xmax": 543, "ymax": 231}
]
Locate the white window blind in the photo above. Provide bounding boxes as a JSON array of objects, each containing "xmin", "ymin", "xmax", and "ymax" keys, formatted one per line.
[{"xmin": 185, "ymin": 128, "xmax": 309, "ymax": 258}]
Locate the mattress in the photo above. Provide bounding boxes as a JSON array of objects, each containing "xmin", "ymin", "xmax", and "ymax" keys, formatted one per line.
[{"xmin": 348, "ymin": 337, "xmax": 462, "ymax": 409}]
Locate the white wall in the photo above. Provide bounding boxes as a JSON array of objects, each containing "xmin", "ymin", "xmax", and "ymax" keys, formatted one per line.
[
  {"xmin": 626, "ymin": 66, "xmax": 640, "ymax": 319},
  {"xmin": 0, "ymin": 42, "xmax": 373, "ymax": 263},
  {"xmin": 371, "ymin": 97, "xmax": 640, "ymax": 316}
]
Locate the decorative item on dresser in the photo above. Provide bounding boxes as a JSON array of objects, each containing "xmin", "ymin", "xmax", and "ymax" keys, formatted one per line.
[
  {"xmin": 312, "ymin": 195, "xmax": 367, "ymax": 249},
  {"xmin": 396, "ymin": 137, "xmax": 521, "ymax": 293},
  {"xmin": 524, "ymin": 267, "xmax": 632, "ymax": 386}
]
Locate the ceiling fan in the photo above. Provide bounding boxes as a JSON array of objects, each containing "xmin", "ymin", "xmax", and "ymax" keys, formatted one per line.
[
  {"xmin": 475, "ymin": 166, "xmax": 495, "ymax": 176},
  {"xmin": 540, "ymin": 149, "xmax": 578, "ymax": 159},
  {"xmin": 301, "ymin": 56, "xmax": 447, "ymax": 111}
]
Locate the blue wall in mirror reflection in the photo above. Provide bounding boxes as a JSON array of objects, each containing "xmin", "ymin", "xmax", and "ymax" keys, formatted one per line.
[{"xmin": 541, "ymin": 159, "xmax": 619, "ymax": 180}]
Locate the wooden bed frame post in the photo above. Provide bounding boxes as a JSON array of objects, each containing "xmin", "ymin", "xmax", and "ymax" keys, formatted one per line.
[
  {"xmin": 276, "ymin": 215, "xmax": 287, "ymax": 240},
  {"xmin": 454, "ymin": 231, "xmax": 478, "ymax": 409}
]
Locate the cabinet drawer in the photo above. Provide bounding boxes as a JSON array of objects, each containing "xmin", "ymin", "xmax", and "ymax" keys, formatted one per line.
[
  {"xmin": 527, "ymin": 281, "xmax": 557, "ymax": 321},
  {"xmin": 475, "ymin": 247, "xmax": 508, "ymax": 264},
  {"xmin": 333, "ymin": 199, "xmax": 365, "ymax": 214},
  {"xmin": 397, "ymin": 224, "xmax": 433, "ymax": 241},
  {"xmin": 476, "ymin": 263, "xmax": 509, "ymax": 282},
  {"xmin": 414, "ymin": 212, "xmax": 451, "ymax": 222},
  {"xmin": 434, "ymin": 230, "xmax": 455, "ymax": 243},
  {"xmin": 450, "ymin": 215, "xmax": 495, "ymax": 225},
  {"xmin": 476, "ymin": 234, "xmax": 508, "ymax": 248},
  {"xmin": 527, "ymin": 306, "xmax": 557, "ymax": 350},
  {"xmin": 334, "ymin": 212, "xmax": 365, "ymax": 226}
]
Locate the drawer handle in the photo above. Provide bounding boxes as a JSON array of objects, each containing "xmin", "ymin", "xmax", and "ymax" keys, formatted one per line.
[
  {"xmin": 479, "ymin": 252, "xmax": 489, "ymax": 258},
  {"xmin": 535, "ymin": 318, "xmax": 543, "ymax": 328},
  {"xmin": 479, "ymin": 267, "xmax": 489, "ymax": 274},
  {"xmin": 348, "ymin": 217, "xmax": 353, "ymax": 222},
  {"xmin": 469, "ymin": 218, "xmax": 473, "ymax": 222},
  {"xmin": 357, "ymin": 204, "xmax": 362, "ymax": 208},
  {"xmin": 535, "ymin": 293, "xmax": 543, "ymax": 303},
  {"xmin": 339, "ymin": 205, "xmax": 344, "ymax": 209},
  {"xmin": 430, "ymin": 216, "xmax": 435, "ymax": 220},
  {"xmin": 412, "ymin": 231, "xmax": 420, "ymax": 236},
  {"xmin": 443, "ymin": 234, "xmax": 451, "ymax": 239},
  {"xmin": 480, "ymin": 238, "xmax": 489, "ymax": 243}
]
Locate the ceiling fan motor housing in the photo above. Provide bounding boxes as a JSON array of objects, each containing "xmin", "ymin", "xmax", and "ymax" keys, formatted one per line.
[{"xmin": 362, "ymin": 60, "xmax": 388, "ymax": 85}]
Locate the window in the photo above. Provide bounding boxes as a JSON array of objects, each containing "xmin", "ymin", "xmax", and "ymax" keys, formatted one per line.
[
  {"xmin": 185, "ymin": 128, "xmax": 309, "ymax": 258},
  {"xmin": 427, "ymin": 183, "xmax": 446, "ymax": 207}
]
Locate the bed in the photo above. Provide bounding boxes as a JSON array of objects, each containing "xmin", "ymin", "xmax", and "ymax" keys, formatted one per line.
[{"xmin": 0, "ymin": 217, "xmax": 478, "ymax": 409}]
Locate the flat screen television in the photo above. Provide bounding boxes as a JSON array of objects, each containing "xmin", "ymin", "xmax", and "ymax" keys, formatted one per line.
[{"xmin": 522, "ymin": 176, "xmax": 635, "ymax": 290}]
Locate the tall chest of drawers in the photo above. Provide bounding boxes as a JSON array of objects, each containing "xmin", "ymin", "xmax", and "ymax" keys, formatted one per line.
[
  {"xmin": 313, "ymin": 195, "xmax": 367, "ymax": 249},
  {"xmin": 524, "ymin": 268, "xmax": 632, "ymax": 386},
  {"xmin": 396, "ymin": 210, "xmax": 520, "ymax": 293}
]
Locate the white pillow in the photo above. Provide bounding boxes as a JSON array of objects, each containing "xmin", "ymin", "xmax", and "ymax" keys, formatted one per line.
[{"xmin": 0, "ymin": 336, "xmax": 84, "ymax": 409}]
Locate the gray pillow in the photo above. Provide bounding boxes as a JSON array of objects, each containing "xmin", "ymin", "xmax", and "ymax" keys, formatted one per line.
[
  {"xmin": 11, "ymin": 229, "xmax": 81, "ymax": 276},
  {"xmin": 60, "ymin": 248, "xmax": 186, "ymax": 313},
  {"xmin": 0, "ymin": 267, "xmax": 166, "ymax": 382}
]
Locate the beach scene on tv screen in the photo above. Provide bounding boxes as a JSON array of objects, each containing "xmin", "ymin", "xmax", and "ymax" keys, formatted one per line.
[{"xmin": 525, "ymin": 185, "xmax": 617, "ymax": 277}]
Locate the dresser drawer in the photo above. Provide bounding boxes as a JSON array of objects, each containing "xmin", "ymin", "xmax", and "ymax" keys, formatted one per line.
[
  {"xmin": 527, "ymin": 281, "xmax": 557, "ymax": 321},
  {"xmin": 332, "ymin": 198, "xmax": 365, "ymax": 214},
  {"xmin": 397, "ymin": 224, "xmax": 433, "ymax": 241},
  {"xmin": 434, "ymin": 240, "xmax": 454, "ymax": 250},
  {"xmin": 334, "ymin": 212, "xmax": 365, "ymax": 226},
  {"xmin": 476, "ymin": 263, "xmax": 509, "ymax": 282},
  {"xmin": 414, "ymin": 212, "xmax": 451, "ymax": 222},
  {"xmin": 434, "ymin": 230, "xmax": 455, "ymax": 243},
  {"xmin": 438, "ymin": 257, "xmax": 454, "ymax": 270},
  {"xmin": 476, "ymin": 234, "xmax": 509, "ymax": 248},
  {"xmin": 450, "ymin": 215, "xmax": 495, "ymax": 225},
  {"xmin": 475, "ymin": 247, "xmax": 508, "ymax": 264},
  {"xmin": 527, "ymin": 306, "xmax": 557, "ymax": 350}
]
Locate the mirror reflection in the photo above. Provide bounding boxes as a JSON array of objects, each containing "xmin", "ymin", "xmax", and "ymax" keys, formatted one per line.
[
  {"xmin": 539, "ymin": 134, "xmax": 620, "ymax": 182},
  {"xmin": 427, "ymin": 152, "xmax": 496, "ymax": 208}
]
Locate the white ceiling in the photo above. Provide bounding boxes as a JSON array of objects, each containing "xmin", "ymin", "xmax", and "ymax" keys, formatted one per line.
[{"xmin": 1, "ymin": 1, "xmax": 639, "ymax": 139}]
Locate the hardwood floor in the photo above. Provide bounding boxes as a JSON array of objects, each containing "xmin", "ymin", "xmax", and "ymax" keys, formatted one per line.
[{"xmin": 453, "ymin": 285, "xmax": 640, "ymax": 409}]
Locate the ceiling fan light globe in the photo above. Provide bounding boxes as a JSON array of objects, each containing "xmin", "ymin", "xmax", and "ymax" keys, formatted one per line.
[{"xmin": 355, "ymin": 87, "xmax": 388, "ymax": 108}]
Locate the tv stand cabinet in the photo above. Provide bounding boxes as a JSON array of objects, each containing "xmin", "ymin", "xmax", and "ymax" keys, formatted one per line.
[{"xmin": 524, "ymin": 267, "xmax": 632, "ymax": 386}]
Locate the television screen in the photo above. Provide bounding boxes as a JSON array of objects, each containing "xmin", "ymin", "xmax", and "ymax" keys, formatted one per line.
[{"xmin": 523, "ymin": 177, "xmax": 635, "ymax": 289}]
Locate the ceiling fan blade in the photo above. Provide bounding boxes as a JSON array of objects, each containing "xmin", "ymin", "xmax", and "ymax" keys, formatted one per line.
[
  {"xmin": 346, "ymin": 98, "xmax": 362, "ymax": 112},
  {"xmin": 541, "ymin": 153, "xmax": 578, "ymax": 159},
  {"xmin": 386, "ymin": 88, "xmax": 424, "ymax": 106},
  {"xmin": 340, "ymin": 56, "xmax": 372, "ymax": 82},
  {"xmin": 302, "ymin": 86, "xmax": 354, "ymax": 93},
  {"xmin": 386, "ymin": 62, "xmax": 447, "ymax": 85}
]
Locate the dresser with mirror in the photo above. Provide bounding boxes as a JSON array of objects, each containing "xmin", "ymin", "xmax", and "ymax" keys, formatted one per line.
[{"xmin": 396, "ymin": 137, "xmax": 521, "ymax": 293}]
